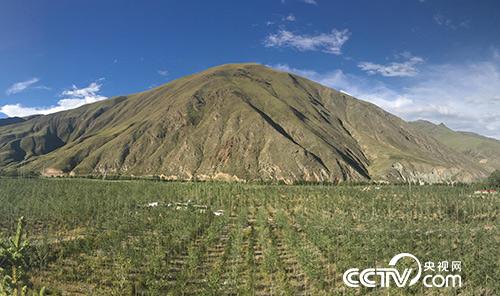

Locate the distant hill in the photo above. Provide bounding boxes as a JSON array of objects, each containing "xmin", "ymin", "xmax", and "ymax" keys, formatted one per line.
[
  {"xmin": 0, "ymin": 64, "xmax": 492, "ymax": 183},
  {"xmin": 410, "ymin": 120, "xmax": 500, "ymax": 173},
  {"xmin": 0, "ymin": 117, "xmax": 26, "ymax": 127}
]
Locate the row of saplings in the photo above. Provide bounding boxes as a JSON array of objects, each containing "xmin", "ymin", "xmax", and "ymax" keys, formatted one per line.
[{"xmin": 0, "ymin": 217, "xmax": 46, "ymax": 296}]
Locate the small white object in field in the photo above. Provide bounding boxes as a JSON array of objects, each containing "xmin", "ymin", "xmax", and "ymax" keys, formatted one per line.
[
  {"xmin": 474, "ymin": 190, "xmax": 497, "ymax": 195},
  {"xmin": 147, "ymin": 202, "xmax": 159, "ymax": 207},
  {"xmin": 213, "ymin": 210, "xmax": 224, "ymax": 216}
]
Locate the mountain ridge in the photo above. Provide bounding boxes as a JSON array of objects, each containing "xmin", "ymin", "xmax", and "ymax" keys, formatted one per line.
[
  {"xmin": 410, "ymin": 119, "xmax": 500, "ymax": 173},
  {"xmin": 0, "ymin": 63, "xmax": 494, "ymax": 183}
]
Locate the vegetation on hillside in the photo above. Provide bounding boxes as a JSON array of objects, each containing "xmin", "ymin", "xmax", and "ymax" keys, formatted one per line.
[
  {"xmin": 411, "ymin": 120, "xmax": 500, "ymax": 173},
  {"xmin": 487, "ymin": 169, "xmax": 500, "ymax": 187},
  {"xmin": 0, "ymin": 64, "xmax": 491, "ymax": 183}
]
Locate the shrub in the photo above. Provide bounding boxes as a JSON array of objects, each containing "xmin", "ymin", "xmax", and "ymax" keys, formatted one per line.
[
  {"xmin": 487, "ymin": 170, "xmax": 500, "ymax": 187},
  {"xmin": 0, "ymin": 217, "xmax": 46, "ymax": 296}
]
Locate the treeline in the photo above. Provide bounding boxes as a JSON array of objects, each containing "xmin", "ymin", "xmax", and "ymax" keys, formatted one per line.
[{"xmin": 1, "ymin": 169, "xmax": 499, "ymax": 187}]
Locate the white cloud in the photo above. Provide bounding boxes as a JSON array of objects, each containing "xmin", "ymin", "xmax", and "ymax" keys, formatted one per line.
[
  {"xmin": 34, "ymin": 85, "xmax": 52, "ymax": 91},
  {"xmin": 302, "ymin": 0, "xmax": 317, "ymax": 4},
  {"xmin": 284, "ymin": 14, "xmax": 296, "ymax": 22},
  {"xmin": 0, "ymin": 80, "xmax": 107, "ymax": 117},
  {"xmin": 6, "ymin": 78, "xmax": 40, "ymax": 95},
  {"xmin": 266, "ymin": 13, "xmax": 296, "ymax": 27},
  {"xmin": 493, "ymin": 48, "xmax": 500, "ymax": 60},
  {"xmin": 158, "ymin": 69, "xmax": 169, "ymax": 76},
  {"xmin": 270, "ymin": 60, "xmax": 500, "ymax": 139},
  {"xmin": 358, "ymin": 53, "xmax": 424, "ymax": 77},
  {"xmin": 264, "ymin": 29, "xmax": 350, "ymax": 55},
  {"xmin": 433, "ymin": 14, "xmax": 470, "ymax": 30},
  {"xmin": 434, "ymin": 14, "xmax": 452, "ymax": 27},
  {"xmin": 271, "ymin": 63, "xmax": 410, "ymax": 110}
]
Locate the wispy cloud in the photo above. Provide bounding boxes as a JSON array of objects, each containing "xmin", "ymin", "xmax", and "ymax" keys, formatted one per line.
[
  {"xmin": 302, "ymin": 0, "xmax": 317, "ymax": 5},
  {"xmin": 358, "ymin": 53, "xmax": 424, "ymax": 77},
  {"xmin": 271, "ymin": 58, "xmax": 500, "ymax": 139},
  {"xmin": 492, "ymin": 47, "xmax": 500, "ymax": 60},
  {"xmin": 265, "ymin": 13, "xmax": 296, "ymax": 27},
  {"xmin": 264, "ymin": 29, "xmax": 350, "ymax": 55},
  {"xmin": 0, "ymin": 80, "xmax": 107, "ymax": 117},
  {"xmin": 158, "ymin": 69, "xmax": 169, "ymax": 76},
  {"xmin": 284, "ymin": 14, "xmax": 296, "ymax": 22},
  {"xmin": 6, "ymin": 78, "xmax": 40, "ymax": 95},
  {"xmin": 433, "ymin": 14, "xmax": 470, "ymax": 30},
  {"xmin": 271, "ymin": 63, "xmax": 413, "ymax": 111}
]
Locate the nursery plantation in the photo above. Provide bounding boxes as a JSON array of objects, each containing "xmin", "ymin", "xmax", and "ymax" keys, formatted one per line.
[{"xmin": 0, "ymin": 178, "xmax": 498, "ymax": 295}]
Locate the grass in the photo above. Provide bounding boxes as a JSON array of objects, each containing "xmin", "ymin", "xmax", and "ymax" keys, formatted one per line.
[{"xmin": 0, "ymin": 178, "xmax": 498, "ymax": 295}]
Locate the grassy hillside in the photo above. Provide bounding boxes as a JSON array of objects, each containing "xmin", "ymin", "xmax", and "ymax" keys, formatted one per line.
[
  {"xmin": 411, "ymin": 120, "xmax": 500, "ymax": 172},
  {"xmin": 0, "ymin": 116, "xmax": 25, "ymax": 127},
  {"xmin": 0, "ymin": 64, "xmax": 490, "ymax": 183}
]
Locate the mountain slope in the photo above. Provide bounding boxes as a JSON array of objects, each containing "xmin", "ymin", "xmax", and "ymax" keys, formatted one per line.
[
  {"xmin": 0, "ymin": 63, "xmax": 490, "ymax": 183},
  {"xmin": 0, "ymin": 117, "xmax": 26, "ymax": 127},
  {"xmin": 410, "ymin": 120, "xmax": 500, "ymax": 172}
]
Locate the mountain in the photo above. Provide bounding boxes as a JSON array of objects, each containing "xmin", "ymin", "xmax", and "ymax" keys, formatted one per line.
[
  {"xmin": 0, "ymin": 117, "xmax": 26, "ymax": 127},
  {"xmin": 410, "ymin": 120, "xmax": 500, "ymax": 173},
  {"xmin": 0, "ymin": 63, "xmax": 492, "ymax": 183}
]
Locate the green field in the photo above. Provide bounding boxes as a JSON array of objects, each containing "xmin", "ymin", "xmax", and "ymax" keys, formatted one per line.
[{"xmin": 0, "ymin": 178, "xmax": 498, "ymax": 295}]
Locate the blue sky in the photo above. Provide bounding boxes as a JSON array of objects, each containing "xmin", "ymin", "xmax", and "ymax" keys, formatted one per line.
[{"xmin": 1, "ymin": 0, "xmax": 500, "ymax": 138}]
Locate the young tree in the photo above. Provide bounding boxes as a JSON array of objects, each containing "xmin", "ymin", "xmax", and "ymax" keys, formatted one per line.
[{"xmin": 0, "ymin": 217, "xmax": 46, "ymax": 296}]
